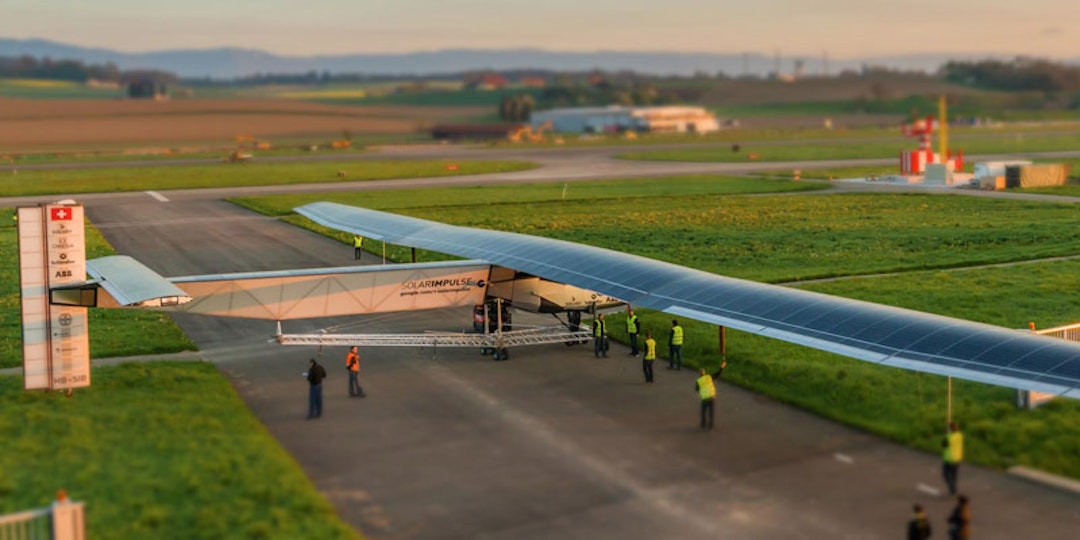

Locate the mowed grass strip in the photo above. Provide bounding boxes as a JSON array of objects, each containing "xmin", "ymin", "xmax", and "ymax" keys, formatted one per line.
[
  {"xmin": 617, "ymin": 132, "xmax": 1080, "ymax": 163},
  {"xmin": 229, "ymin": 175, "xmax": 828, "ymax": 263},
  {"xmin": 261, "ymin": 191, "xmax": 1080, "ymax": 284},
  {"xmin": 0, "ymin": 208, "xmax": 196, "ymax": 368},
  {"xmin": 237, "ymin": 183, "xmax": 1080, "ymax": 479},
  {"xmin": 0, "ymin": 159, "xmax": 535, "ymax": 197},
  {"xmin": 0, "ymin": 362, "xmax": 361, "ymax": 540}
]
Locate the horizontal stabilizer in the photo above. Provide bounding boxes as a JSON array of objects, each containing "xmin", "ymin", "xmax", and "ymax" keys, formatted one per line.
[{"xmin": 86, "ymin": 255, "xmax": 192, "ymax": 307}]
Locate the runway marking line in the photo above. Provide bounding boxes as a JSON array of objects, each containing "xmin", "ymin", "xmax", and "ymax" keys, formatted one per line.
[
  {"xmin": 145, "ymin": 191, "xmax": 169, "ymax": 202},
  {"xmin": 833, "ymin": 453, "xmax": 854, "ymax": 464}
]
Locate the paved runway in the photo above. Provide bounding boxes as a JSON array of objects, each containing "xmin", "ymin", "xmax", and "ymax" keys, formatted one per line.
[{"xmin": 5, "ymin": 148, "xmax": 1080, "ymax": 538}]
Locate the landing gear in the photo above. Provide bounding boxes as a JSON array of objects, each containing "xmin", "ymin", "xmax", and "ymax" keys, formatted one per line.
[
  {"xmin": 565, "ymin": 310, "xmax": 585, "ymax": 346},
  {"xmin": 480, "ymin": 347, "xmax": 510, "ymax": 361}
]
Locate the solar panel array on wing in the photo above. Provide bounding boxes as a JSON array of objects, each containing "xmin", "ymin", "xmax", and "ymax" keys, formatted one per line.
[{"xmin": 296, "ymin": 202, "xmax": 1080, "ymax": 398}]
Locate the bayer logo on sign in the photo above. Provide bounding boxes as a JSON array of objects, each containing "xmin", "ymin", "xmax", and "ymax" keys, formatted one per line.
[{"xmin": 59, "ymin": 313, "xmax": 73, "ymax": 326}]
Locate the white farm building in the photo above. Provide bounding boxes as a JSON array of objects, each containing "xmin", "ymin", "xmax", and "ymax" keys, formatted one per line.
[{"xmin": 531, "ymin": 106, "xmax": 720, "ymax": 134}]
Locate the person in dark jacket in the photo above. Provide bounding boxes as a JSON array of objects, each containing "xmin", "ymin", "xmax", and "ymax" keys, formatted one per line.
[
  {"xmin": 907, "ymin": 503, "xmax": 931, "ymax": 540},
  {"xmin": 947, "ymin": 495, "xmax": 970, "ymax": 540},
  {"xmin": 306, "ymin": 358, "xmax": 327, "ymax": 419}
]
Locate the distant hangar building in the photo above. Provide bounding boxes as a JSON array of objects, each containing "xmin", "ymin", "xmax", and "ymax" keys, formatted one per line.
[{"xmin": 531, "ymin": 106, "xmax": 720, "ymax": 134}]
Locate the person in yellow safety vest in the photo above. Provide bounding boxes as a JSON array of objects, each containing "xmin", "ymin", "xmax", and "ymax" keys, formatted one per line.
[
  {"xmin": 353, "ymin": 235, "xmax": 365, "ymax": 260},
  {"xmin": 592, "ymin": 313, "xmax": 607, "ymax": 358},
  {"xmin": 668, "ymin": 319, "xmax": 684, "ymax": 370},
  {"xmin": 626, "ymin": 308, "xmax": 640, "ymax": 356},
  {"xmin": 345, "ymin": 346, "xmax": 365, "ymax": 397},
  {"xmin": 642, "ymin": 331, "xmax": 657, "ymax": 383},
  {"xmin": 942, "ymin": 421, "xmax": 964, "ymax": 495},
  {"xmin": 694, "ymin": 361, "xmax": 726, "ymax": 430}
]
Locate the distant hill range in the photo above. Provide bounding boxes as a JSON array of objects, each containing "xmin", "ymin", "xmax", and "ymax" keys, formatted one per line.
[{"xmin": 0, "ymin": 37, "xmax": 1063, "ymax": 80}]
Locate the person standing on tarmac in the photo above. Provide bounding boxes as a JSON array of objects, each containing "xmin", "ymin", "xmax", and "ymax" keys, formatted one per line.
[
  {"xmin": 694, "ymin": 361, "xmax": 726, "ymax": 430},
  {"xmin": 306, "ymin": 358, "xmax": 327, "ymax": 419},
  {"xmin": 907, "ymin": 503, "xmax": 932, "ymax": 540},
  {"xmin": 947, "ymin": 494, "xmax": 970, "ymax": 540},
  {"xmin": 626, "ymin": 308, "xmax": 640, "ymax": 356},
  {"xmin": 353, "ymin": 234, "xmax": 364, "ymax": 260},
  {"xmin": 642, "ymin": 331, "xmax": 657, "ymax": 383},
  {"xmin": 942, "ymin": 421, "xmax": 964, "ymax": 495},
  {"xmin": 593, "ymin": 313, "xmax": 607, "ymax": 358},
  {"xmin": 345, "ymin": 346, "xmax": 365, "ymax": 397},
  {"xmin": 668, "ymin": 319, "xmax": 684, "ymax": 370}
]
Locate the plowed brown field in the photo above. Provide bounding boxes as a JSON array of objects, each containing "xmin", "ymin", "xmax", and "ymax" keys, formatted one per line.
[{"xmin": 0, "ymin": 98, "xmax": 487, "ymax": 150}]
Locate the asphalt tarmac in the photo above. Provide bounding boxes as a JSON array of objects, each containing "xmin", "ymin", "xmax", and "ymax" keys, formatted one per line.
[{"xmin": 6, "ymin": 148, "xmax": 1080, "ymax": 538}]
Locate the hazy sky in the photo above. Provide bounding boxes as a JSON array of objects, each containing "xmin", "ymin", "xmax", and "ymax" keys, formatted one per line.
[{"xmin": 2, "ymin": 0, "xmax": 1076, "ymax": 59}]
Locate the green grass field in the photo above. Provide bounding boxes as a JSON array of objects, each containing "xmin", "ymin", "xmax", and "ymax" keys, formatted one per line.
[
  {"xmin": 0, "ymin": 361, "xmax": 360, "ymax": 539},
  {"xmin": 0, "ymin": 78, "xmax": 123, "ymax": 99},
  {"xmin": 235, "ymin": 179, "xmax": 1080, "ymax": 479},
  {"xmin": 241, "ymin": 188, "xmax": 1080, "ymax": 283},
  {"xmin": 0, "ymin": 160, "xmax": 535, "ymax": 197}
]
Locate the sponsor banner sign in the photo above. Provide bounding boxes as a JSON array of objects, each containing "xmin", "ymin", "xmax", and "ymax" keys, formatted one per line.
[{"xmin": 18, "ymin": 203, "xmax": 90, "ymax": 390}]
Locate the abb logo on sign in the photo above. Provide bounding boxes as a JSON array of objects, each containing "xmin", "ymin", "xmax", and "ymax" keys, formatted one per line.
[{"xmin": 50, "ymin": 207, "xmax": 73, "ymax": 221}]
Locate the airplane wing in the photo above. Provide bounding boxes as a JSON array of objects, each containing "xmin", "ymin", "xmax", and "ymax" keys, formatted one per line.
[{"xmin": 296, "ymin": 201, "xmax": 1080, "ymax": 398}]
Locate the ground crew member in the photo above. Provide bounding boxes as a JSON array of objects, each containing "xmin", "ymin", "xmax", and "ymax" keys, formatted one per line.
[
  {"xmin": 306, "ymin": 358, "xmax": 327, "ymax": 419},
  {"xmin": 947, "ymin": 495, "xmax": 970, "ymax": 540},
  {"xmin": 353, "ymin": 235, "xmax": 364, "ymax": 260},
  {"xmin": 642, "ymin": 331, "xmax": 656, "ymax": 383},
  {"xmin": 626, "ymin": 308, "xmax": 640, "ymax": 356},
  {"xmin": 668, "ymin": 319, "xmax": 684, "ymax": 370},
  {"xmin": 694, "ymin": 361, "xmax": 726, "ymax": 430},
  {"xmin": 345, "ymin": 346, "xmax": 364, "ymax": 397},
  {"xmin": 907, "ymin": 503, "xmax": 931, "ymax": 540},
  {"xmin": 942, "ymin": 421, "xmax": 964, "ymax": 495},
  {"xmin": 593, "ymin": 313, "xmax": 607, "ymax": 358}
]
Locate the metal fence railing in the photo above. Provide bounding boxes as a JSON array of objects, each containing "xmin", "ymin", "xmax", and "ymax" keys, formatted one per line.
[
  {"xmin": 0, "ymin": 507, "xmax": 50, "ymax": 540},
  {"xmin": 1016, "ymin": 322, "xmax": 1080, "ymax": 409},
  {"xmin": 0, "ymin": 497, "xmax": 85, "ymax": 540},
  {"xmin": 1035, "ymin": 322, "xmax": 1080, "ymax": 342}
]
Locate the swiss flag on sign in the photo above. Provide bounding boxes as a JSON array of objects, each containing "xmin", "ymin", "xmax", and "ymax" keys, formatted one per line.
[{"xmin": 50, "ymin": 207, "xmax": 73, "ymax": 221}]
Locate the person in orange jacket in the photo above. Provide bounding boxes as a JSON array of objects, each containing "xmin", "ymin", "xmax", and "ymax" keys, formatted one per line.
[{"xmin": 346, "ymin": 346, "xmax": 365, "ymax": 397}]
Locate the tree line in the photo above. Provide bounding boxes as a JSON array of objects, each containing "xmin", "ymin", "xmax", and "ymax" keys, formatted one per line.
[
  {"xmin": 0, "ymin": 55, "xmax": 177, "ymax": 84},
  {"xmin": 943, "ymin": 57, "xmax": 1080, "ymax": 92}
]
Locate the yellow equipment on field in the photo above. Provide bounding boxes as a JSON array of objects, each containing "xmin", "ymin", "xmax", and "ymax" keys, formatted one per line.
[
  {"xmin": 507, "ymin": 121, "xmax": 553, "ymax": 143},
  {"xmin": 236, "ymin": 135, "xmax": 271, "ymax": 150}
]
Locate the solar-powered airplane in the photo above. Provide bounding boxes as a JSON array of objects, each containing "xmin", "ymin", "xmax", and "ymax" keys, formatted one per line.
[{"xmin": 41, "ymin": 202, "xmax": 1080, "ymax": 397}]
